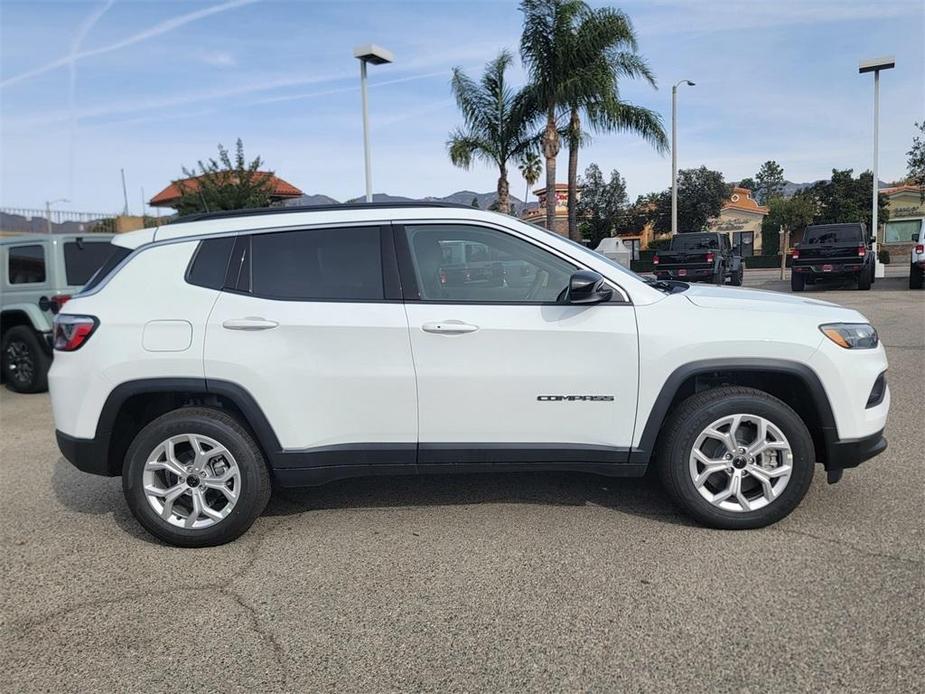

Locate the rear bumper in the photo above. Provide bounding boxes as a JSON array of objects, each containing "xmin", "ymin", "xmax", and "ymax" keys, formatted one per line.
[
  {"xmin": 792, "ymin": 262, "xmax": 865, "ymax": 275},
  {"xmin": 56, "ymin": 430, "xmax": 114, "ymax": 476}
]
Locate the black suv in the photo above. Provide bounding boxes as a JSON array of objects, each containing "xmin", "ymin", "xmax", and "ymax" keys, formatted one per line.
[
  {"xmin": 791, "ymin": 223, "xmax": 875, "ymax": 292},
  {"xmin": 653, "ymin": 232, "xmax": 743, "ymax": 285}
]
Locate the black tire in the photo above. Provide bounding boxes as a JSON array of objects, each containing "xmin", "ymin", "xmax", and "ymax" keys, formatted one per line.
[
  {"xmin": 655, "ymin": 386, "xmax": 815, "ymax": 529},
  {"xmin": 857, "ymin": 265, "xmax": 872, "ymax": 290},
  {"xmin": 790, "ymin": 272, "xmax": 805, "ymax": 292},
  {"xmin": 122, "ymin": 407, "xmax": 271, "ymax": 547},
  {"xmin": 910, "ymin": 264, "xmax": 924, "ymax": 289},
  {"xmin": 713, "ymin": 268, "xmax": 725, "ymax": 285},
  {"xmin": 731, "ymin": 268, "xmax": 744, "ymax": 286},
  {"xmin": 1, "ymin": 325, "xmax": 50, "ymax": 393}
]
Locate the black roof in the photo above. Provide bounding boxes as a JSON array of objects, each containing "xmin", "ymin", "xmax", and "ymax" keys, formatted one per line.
[{"xmin": 171, "ymin": 201, "xmax": 472, "ymax": 224}]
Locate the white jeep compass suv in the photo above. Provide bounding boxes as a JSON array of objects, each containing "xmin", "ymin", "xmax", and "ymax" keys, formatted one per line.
[{"xmin": 49, "ymin": 204, "xmax": 890, "ymax": 547}]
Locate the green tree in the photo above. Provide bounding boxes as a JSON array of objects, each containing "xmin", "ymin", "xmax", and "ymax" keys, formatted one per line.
[
  {"xmin": 794, "ymin": 168, "xmax": 888, "ymax": 230},
  {"xmin": 175, "ymin": 139, "xmax": 274, "ymax": 216},
  {"xmin": 906, "ymin": 121, "xmax": 925, "ymax": 189},
  {"xmin": 761, "ymin": 196, "xmax": 815, "ymax": 255},
  {"xmin": 447, "ymin": 51, "xmax": 536, "ymax": 216},
  {"xmin": 738, "ymin": 177, "xmax": 756, "ymax": 191},
  {"xmin": 614, "ymin": 191, "xmax": 670, "ymax": 235},
  {"xmin": 754, "ymin": 160, "xmax": 785, "ymax": 204},
  {"xmin": 677, "ymin": 166, "xmax": 730, "ymax": 232},
  {"xmin": 518, "ymin": 151, "xmax": 543, "ymax": 206},
  {"xmin": 575, "ymin": 163, "xmax": 627, "ymax": 245},
  {"xmin": 562, "ymin": 7, "xmax": 666, "ymax": 240}
]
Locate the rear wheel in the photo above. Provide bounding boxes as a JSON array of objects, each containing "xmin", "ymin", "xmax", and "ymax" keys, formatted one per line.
[
  {"xmin": 911, "ymin": 264, "xmax": 923, "ymax": 289},
  {"xmin": 857, "ymin": 265, "xmax": 872, "ymax": 290},
  {"xmin": 713, "ymin": 268, "xmax": 725, "ymax": 285},
  {"xmin": 122, "ymin": 407, "xmax": 271, "ymax": 547},
  {"xmin": 656, "ymin": 386, "xmax": 815, "ymax": 529},
  {"xmin": 731, "ymin": 268, "xmax": 744, "ymax": 286},
  {"xmin": 790, "ymin": 272, "xmax": 805, "ymax": 292},
  {"xmin": 1, "ymin": 326, "xmax": 50, "ymax": 393}
]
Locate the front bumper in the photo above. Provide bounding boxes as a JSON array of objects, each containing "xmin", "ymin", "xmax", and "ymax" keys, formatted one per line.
[
  {"xmin": 56, "ymin": 430, "xmax": 113, "ymax": 476},
  {"xmin": 824, "ymin": 429, "xmax": 887, "ymax": 483}
]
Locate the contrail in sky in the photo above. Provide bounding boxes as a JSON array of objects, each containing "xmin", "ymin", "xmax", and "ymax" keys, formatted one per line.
[
  {"xmin": 68, "ymin": 0, "xmax": 116, "ymax": 197},
  {"xmin": 1, "ymin": 0, "xmax": 259, "ymax": 89}
]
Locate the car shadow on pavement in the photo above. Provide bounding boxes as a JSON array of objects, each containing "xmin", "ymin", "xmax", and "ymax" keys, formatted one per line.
[
  {"xmin": 52, "ymin": 457, "xmax": 695, "ymax": 536},
  {"xmin": 265, "ymin": 470, "xmax": 695, "ymax": 527},
  {"xmin": 51, "ymin": 457, "xmax": 158, "ymax": 542}
]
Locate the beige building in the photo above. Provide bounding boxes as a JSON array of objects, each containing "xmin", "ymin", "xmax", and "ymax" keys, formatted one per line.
[
  {"xmin": 522, "ymin": 183, "xmax": 571, "ymax": 236},
  {"xmin": 708, "ymin": 186, "xmax": 769, "ymax": 255},
  {"xmin": 881, "ymin": 184, "xmax": 924, "ymax": 258}
]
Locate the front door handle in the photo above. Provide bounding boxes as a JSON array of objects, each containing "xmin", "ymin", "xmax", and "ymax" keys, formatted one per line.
[
  {"xmin": 421, "ymin": 320, "xmax": 479, "ymax": 334},
  {"xmin": 222, "ymin": 317, "xmax": 279, "ymax": 331}
]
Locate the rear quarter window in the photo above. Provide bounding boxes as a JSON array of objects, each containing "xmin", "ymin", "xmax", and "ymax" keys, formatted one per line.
[
  {"xmin": 64, "ymin": 241, "xmax": 118, "ymax": 286},
  {"xmin": 81, "ymin": 245, "xmax": 132, "ymax": 293},
  {"xmin": 186, "ymin": 236, "xmax": 236, "ymax": 290}
]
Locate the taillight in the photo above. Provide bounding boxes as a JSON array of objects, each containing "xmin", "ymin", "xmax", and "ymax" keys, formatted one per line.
[
  {"xmin": 857, "ymin": 245, "xmax": 866, "ymax": 257},
  {"xmin": 53, "ymin": 315, "xmax": 98, "ymax": 351},
  {"xmin": 916, "ymin": 244, "xmax": 924, "ymax": 254},
  {"xmin": 705, "ymin": 251, "xmax": 715, "ymax": 263},
  {"xmin": 50, "ymin": 295, "xmax": 71, "ymax": 314},
  {"xmin": 792, "ymin": 247, "xmax": 800, "ymax": 260},
  {"xmin": 653, "ymin": 255, "xmax": 660, "ymax": 265}
]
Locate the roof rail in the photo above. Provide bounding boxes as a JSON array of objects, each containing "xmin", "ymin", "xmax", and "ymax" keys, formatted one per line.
[{"xmin": 169, "ymin": 201, "xmax": 474, "ymax": 224}]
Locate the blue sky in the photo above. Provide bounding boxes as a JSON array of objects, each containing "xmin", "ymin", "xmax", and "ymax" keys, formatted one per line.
[{"xmin": 1, "ymin": 0, "xmax": 923, "ymax": 214}]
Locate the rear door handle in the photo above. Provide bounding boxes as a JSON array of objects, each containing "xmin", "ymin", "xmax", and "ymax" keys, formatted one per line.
[
  {"xmin": 222, "ymin": 317, "xmax": 279, "ymax": 331},
  {"xmin": 421, "ymin": 320, "xmax": 479, "ymax": 334}
]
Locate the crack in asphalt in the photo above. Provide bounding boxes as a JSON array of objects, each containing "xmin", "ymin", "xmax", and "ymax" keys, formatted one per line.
[{"xmin": 773, "ymin": 527, "xmax": 923, "ymax": 566}]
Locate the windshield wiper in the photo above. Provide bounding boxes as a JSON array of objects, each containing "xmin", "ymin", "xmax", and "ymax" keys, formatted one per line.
[{"xmin": 644, "ymin": 277, "xmax": 689, "ymax": 293}]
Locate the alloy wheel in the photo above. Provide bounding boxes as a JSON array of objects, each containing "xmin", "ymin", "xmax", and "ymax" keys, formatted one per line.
[
  {"xmin": 142, "ymin": 433, "xmax": 241, "ymax": 529},
  {"xmin": 688, "ymin": 413, "xmax": 793, "ymax": 512}
]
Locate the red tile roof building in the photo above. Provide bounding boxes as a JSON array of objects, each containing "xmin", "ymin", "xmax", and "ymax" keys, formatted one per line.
[{"xmin": 149, "ymin": 173, "xmax": 303, "ymax": 209}]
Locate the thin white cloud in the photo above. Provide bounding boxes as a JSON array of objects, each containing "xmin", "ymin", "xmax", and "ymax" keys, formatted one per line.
[
  {"xmin": 200, "ymin": 50, "xmax": 238, "ymax": 68},
  {"xmin": 0, "ymin": 0, "xmax": 259, "ymax": 89}
]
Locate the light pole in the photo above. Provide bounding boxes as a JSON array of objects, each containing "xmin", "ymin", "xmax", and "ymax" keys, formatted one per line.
[
  {"xmin": 859, "ymin": 56, "xmax": 894, "ymax": 279},
  {"xmin": 45, "ymin": 198, "xmax": 69, "ymax": 234},
  {"xmin": 671, "ymin": 79, "xmax": 695, "ymax": 235},
  {"xmin": 353, "ymin": 44, "xmax": 394, "ymax": 203}
]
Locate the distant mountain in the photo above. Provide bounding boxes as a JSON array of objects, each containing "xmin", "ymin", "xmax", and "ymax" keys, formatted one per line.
[{"xmin": 283, "ymin": 190, "xmax": 528, "ymax": 214}]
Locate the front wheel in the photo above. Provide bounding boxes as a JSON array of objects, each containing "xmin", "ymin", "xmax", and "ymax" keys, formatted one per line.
[
  {"xmin": 730, "ymin": 268, "xmax": 744, "ymax": 286},
  {"xmin": 122, "ymin": 407, "xmax": 271, "ymax": 547},
  {"xmin": 655, "ymin": 386, "xmax": 815, "ymax": 529}
]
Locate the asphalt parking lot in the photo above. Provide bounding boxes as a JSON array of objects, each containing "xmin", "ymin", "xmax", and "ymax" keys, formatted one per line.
[{"xmin": 1, "ymin": 276, "xmax": 923, "ymax": 693}]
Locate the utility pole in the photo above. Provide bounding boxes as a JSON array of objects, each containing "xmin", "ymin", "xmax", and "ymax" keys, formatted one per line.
[
  {"xmin": 671, "ymin": 80, "xmax": 695, "ymax": 235},
  {"xmin": 121, "ymin": 168, "xmax": 129, "ymax": 216},
  {"xmin": 45, "ymin": 198, "xmax": 69, "ymax": 234}
]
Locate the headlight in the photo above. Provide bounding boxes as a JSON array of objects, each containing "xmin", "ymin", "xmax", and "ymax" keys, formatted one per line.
[{"xmin": 819, "ymin": 323, "xmax": 878, "ymax": 349}]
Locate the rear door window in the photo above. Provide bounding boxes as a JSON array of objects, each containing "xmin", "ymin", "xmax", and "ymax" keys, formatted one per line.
[
  {"xmin": 8, "ymin": 244, "xmax": 46, "ymax": 284},
  {"xmin": 249, "ymin": 227, "xmax": 384, "ymax": 301},
  {"xmin": 63, "ymin": 241, "xmax": 117, "ymax": 286}
]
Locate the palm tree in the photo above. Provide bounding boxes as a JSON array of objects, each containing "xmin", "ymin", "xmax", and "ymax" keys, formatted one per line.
[
  {"xmin": 563, "ymin": 9, "xmax": 667, "ymax": 240},
  {"xmin": 520, "ymin": 0, "xmax": 596, "ymax": 231},
  {"xmin": 520, "ymin": 0, "xmax": 667, "ymax": 239},
  {"xmin": 447, "ymin": 51, "xmax": 537, "ymax": 215},
  {"xmin": 519, "ymin": 151, "xmax": 543, "ymax": 209}
]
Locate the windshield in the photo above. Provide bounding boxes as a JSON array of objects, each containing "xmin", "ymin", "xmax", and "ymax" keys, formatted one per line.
[
  {"xmin": 803, "ymin": 225, "xmax": 863, "ymax": 245},
  {"xmin": 670, "ymin": 234, "xmax": 719, "ymax": 251}
]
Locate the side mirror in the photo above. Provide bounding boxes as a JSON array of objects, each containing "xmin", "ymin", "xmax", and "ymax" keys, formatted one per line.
[{"xmin": 566, "ymin": 270, "xmax": 613, "ymax": 304}]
